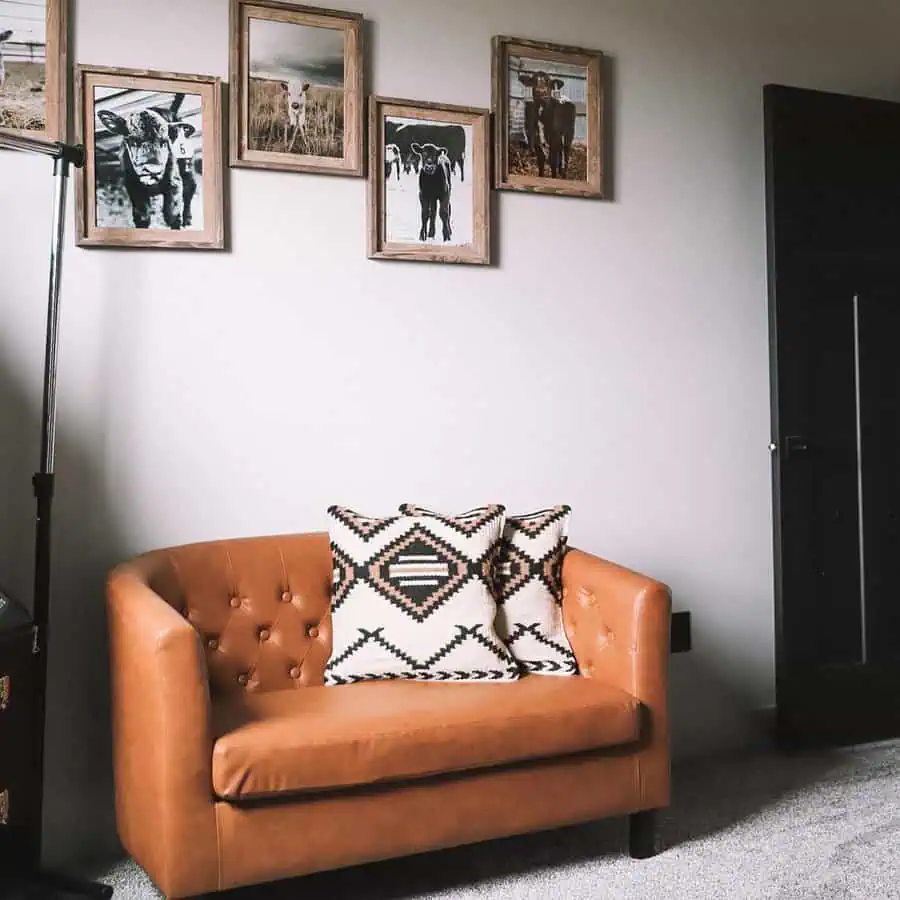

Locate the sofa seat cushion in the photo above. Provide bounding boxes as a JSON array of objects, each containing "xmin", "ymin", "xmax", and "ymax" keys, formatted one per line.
[{"xmin": 211, "ymin": 675, "xmax": 640, "ymax": 801}]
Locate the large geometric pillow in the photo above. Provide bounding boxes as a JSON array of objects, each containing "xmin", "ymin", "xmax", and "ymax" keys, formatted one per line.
[
  {"xmin": 400, "ymin": 504, "xmax": 578, "ymax": 676},
  {"xmin": 325, "ymin": 505, "xmax": 520, "ymax": 685}
]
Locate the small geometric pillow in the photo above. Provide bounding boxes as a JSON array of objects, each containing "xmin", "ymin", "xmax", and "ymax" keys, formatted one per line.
[
  {"xmin": 325, "ymin": 505, "xmax": 520, "ymax": 685},
  {"xmin": 400, "ymin": 504, "xmax": 578, "ymax": 676}
]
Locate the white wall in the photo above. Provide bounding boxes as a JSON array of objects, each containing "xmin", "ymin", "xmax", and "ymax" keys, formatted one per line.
[{"xmin": 3, "ymin": 0, "xmax": 900, "ymax": 865}]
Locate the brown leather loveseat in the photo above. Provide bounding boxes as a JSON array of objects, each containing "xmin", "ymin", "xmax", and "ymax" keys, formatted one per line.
[{"xmin": 106, "ymin": 533, "xmax": 671, "ymax": 898}]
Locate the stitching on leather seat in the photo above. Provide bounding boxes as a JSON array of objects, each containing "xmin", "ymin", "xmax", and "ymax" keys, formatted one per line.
[
  {"xmin": 276, "ymin": 543, "xmax": 289, "ymax": 599},
  {"xmin": 214, "ymin": 798, "xmax": 224, "ymax": 891}
]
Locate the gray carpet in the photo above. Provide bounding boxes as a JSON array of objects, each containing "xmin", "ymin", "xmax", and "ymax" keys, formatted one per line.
[{"xmin": 82, "ymin": 740, "xmax": 900, "ymax": 899}]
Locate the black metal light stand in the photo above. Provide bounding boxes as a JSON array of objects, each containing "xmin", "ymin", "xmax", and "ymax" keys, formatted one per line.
[{"xmin": 1, "ymin": 133, "xmax": 112, "ymax": 899}]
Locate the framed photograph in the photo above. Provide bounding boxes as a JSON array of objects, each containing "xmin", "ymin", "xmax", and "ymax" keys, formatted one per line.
[
  {"xmin": 492, "ymin": 35, "xmax": 604, "ymax": 198},
  {"xmin": 368, "ymin": 96, "xmax": 490, "ymax": 265},
  {"xmin": 0, "ymin": 0, "xmax": 67, "ymax": 141},
  {"xmin": 230, "ymin": 0, "xmax": 363, "ymax": 176},
  {"xmin": 74, "ymin": 65, "xmax": 224, "ymax": 250}
]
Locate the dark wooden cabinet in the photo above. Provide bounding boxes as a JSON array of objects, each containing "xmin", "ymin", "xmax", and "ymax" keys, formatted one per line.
[{"xmin": 0, "ymin": 590, "xmax": 39, "ymax": 874}]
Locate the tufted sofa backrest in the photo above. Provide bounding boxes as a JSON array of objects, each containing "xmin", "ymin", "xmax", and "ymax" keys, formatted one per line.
[{"xmin": 132, "ymin": 532, "xmax": 333, "ymax": 695}]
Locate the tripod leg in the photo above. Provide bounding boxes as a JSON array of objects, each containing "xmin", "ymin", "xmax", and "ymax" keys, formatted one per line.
[{"xmin": 13, "ymin": 156, "xmax": 111, "ymax": 900}]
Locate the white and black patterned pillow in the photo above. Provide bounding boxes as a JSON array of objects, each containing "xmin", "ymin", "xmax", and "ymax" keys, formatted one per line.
[
  {"xmin": 400, "ymin": 504, "xmax": 578, "ymax": 676},
  {"xmin": 325, "ymin": 505, "xmax": 520, "ymax": 685}
]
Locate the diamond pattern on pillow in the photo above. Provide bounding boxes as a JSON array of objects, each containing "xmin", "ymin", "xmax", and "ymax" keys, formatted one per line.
[
  {"xmin": 400, "ymin": 504, "xmax": 578, "ymax": 676},
  {"xmin": 325, "ymin": 506, "xmax": 519, "ymax": 685}
]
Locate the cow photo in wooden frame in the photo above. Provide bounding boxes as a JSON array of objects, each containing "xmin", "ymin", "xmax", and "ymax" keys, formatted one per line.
[
  {"xmin": 492, "ymin": 35, "xmax": 604, "ymax": 198},
  {"xmin": 368, "ymin": 96, "xmax": 490, "ymax": 265},
  {"xmin": 230, "ymin": 0, "xmax": 363, "ymax": 176},
  {"xmin": 74, "ymin": 65, "xmax": 224, "ymax": 250},
  {"xmin": 0, "ymin": 0, "xmax": 67, "ymax": 141}
]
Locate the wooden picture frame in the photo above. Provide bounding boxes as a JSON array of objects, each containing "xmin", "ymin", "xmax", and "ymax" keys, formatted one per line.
[
  {"xmin": 74, "ymin": 65, "xmax": 225, "ymax": 250},
  {"xmin": 492, "ymin": 35, "xmax": 604, "ymax": 198},
  {"xmin": 230, "ymin": 0, "xmax": 363, "ymax": 176},
  {"xmin": 0, "ymin": 0, "xmax": 68, "ymax": 142},
  {"xmin": 368, "ymin": 96, "xmax": 491, "ymax": 265}
]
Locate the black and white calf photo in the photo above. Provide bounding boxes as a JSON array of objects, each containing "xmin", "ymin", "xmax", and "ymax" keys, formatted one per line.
[
  {"xmin": 75, "ymin": 66, "xmax": 224, "ymax": 250},
  {"xmin": 230, "ymin": 1, "xmax": 363, "ymax": 177},
  {"xmin": 246, "ymin": 17, "xmax": 344, "ymax": 159},
  {"xmin": 368, "ymin": 98, "xmax": 490, "ymax": 265},
  {"xmin": 94, "ymin": 87, "xmax": 204, "ymax": 231},
  {"xmin": 383, "ymin": 116, "xmax": 472, "ymax": 247}
]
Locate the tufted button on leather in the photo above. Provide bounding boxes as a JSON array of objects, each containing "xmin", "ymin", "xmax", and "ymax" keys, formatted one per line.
[
  {"xmin": 306, "ymin": 625, "xmax": 319, "ymax": 639},
  {"xmin": 281, "ymin": 591, "xmax": 291, "ymax": 603},
  {"xmin": 229, "ymin": 596, "xmax": 241, "ymax": 609},
  {"xmin": 289, "ymin": 666, "xmax": 301, "ymax": 679},
  {"xmin": 237, "ymin": 673, "xmax": 249, "ymax": 686},
  {"xmin": 259, "ymin": 628, "xmax": 271, "ymax": 642},
  {"xmin": 207, "ymin": 638, "xmax": 219, "ymax": 651}
]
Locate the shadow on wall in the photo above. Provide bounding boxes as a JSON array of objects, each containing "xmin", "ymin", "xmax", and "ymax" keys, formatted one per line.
[
  {"xmin": 0, "ymin": 353, "xmax": 38, "ymax": 603},
  {"xmin": 1, "ymin": 241, "xmax": 769, "ymax": 871},
  {"xmin": 0, "ymin": 343, "xmax": 784, "ymax": 870},
  {"xmin": 669, "ymin": 641, "xmax": 772, "ymax": 760},
  {"xmin": 0, "ymin": 339, "xmax": 125, "ymax": 865},
  {"xmin": 0, "ymin": 331, "xmax": 782, "ymax": 872}
]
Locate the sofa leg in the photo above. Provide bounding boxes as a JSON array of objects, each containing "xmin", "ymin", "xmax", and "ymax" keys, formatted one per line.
[{"xmin": 629, "ymin": 809, "xmax": 659, "ymax": 859}]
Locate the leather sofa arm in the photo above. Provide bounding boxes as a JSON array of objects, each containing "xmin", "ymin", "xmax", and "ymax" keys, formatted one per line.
[
  {"xmin": 561, "ymin": 548, "xmax": 671, "ymax": 809},
  {"xmin": 106, "ymin": 563, "xmax": 219, "ymax": 898}
]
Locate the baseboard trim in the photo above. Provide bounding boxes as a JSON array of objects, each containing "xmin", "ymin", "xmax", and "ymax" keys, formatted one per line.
[{"xmin": 750, "ymin": 705, "xmax": 778, "ymax": 749}]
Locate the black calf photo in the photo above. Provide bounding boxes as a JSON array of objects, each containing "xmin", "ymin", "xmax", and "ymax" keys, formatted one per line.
[
  {"xmin": 74, "ymin": 65, "xmax": 224, "ymax": 250},
  {"xmin": 492, "ymin": 36, "xmax": 605, "ymax": 199},
  {"xmin": 383, "ymin": 116, "xmax": 472, "ymax": 246},
  {"xmin": 510, "ymin": 61, "xmax": 585, "ymax": 181},
  {"xmin": 368, "ymin": 97, "xmax": 490, "ymax": 266},
  {"xmin": 94, "ymin": 88, "xmax": 203, "ymax": 231}
]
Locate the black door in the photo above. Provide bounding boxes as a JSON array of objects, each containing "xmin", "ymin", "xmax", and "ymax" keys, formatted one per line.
[{"xmin": 765, "ymin": 84, "xmax": 900, "ymax": 747}]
